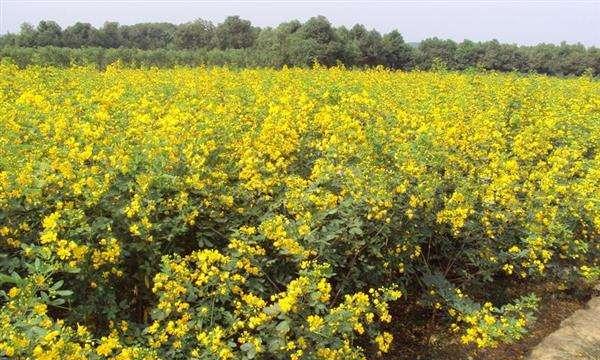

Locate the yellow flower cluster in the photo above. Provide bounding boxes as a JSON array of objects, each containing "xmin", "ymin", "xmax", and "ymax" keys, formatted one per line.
[
  {"xmin": 457, "ymin": 302, "xmax": 530, "ymax": 348},
  {"xmin": 259, "ymin": 215, "xmax": 309, "ymax": 258},
  {"xmin": 39, "ymin": 210, "xmax": 89, "ymax": 268},
  {"xmin": 0, "ymin": 63, "xmax": 598, "ymax": 358}
]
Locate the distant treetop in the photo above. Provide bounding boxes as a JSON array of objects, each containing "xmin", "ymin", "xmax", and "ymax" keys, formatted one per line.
[{"xmin": 0, "ymin": 16, "xmax": 598, "ymax": 75}]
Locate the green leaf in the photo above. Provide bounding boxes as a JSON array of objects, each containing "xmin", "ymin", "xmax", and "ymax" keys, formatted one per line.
[
  {"xmin": 56, "ymin": 290, "xmax": 73, "ymax": 297},
  {"xmin": 50, "ymin": 280, "xmax": 64, "ymax": 291},
  {"xmin": 0, "ymin": 273, "xmax": 19, "ymax": 285},
  {"xmin": 240, "ymin": 342, "xmax": 257, "ymax": 358},
  {"xmin": 276, "ymin": 320, "xmax": 290, "ymax": 334},
  {"xmin": 49, "ymin": 298, "xmax": 65, "ymax": 306},
  {"xmin": 263, "ymin": 304, "xmax": 280, "ymax": 316}
]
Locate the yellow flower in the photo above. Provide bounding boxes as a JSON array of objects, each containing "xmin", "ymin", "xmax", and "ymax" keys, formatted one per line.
[
  {"xmin": 375, "ymin": 332, "xmax": 393, "ymax": 353},
  {"xmin": 33, "ymin": 303, "xmax": 47, "ymax": 315},
  {"xmin": 508, "ymin": 246, "xmax": 520, "ymax": 254},
  {"xmin": 96, "ymin": 333, "xmax": 121, "ymax": 356},
  {"xmin": 7, "ymin": 287, "xmax": 20, "ymax": 298},
  {"xmin": 316, "ymin": 278, "xmax": 331, "ymax": 302},
  {"xmin": 306, "ymin": 315, "xmax": 324, "ymax": 332},
  {"xmin": 77, "ymin": 324, "xmax": 89, "ymax": 337},
  {"xmin": 353, "ymin": 322, "xmax": 365, "ymax": 334}
]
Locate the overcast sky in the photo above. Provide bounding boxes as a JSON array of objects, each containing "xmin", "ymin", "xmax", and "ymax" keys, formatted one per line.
[{"xmin": 0, "ymin": 0, "xmax": 598, "ymax": 46}]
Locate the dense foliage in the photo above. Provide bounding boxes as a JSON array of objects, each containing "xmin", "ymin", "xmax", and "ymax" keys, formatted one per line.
[
  {"xmin": 1, "ymin": 16, "xmax": 599, "ymax": 75},
  {"xmin": 0, "ymin": 64, "xmax": 599, "ymax": 359}
]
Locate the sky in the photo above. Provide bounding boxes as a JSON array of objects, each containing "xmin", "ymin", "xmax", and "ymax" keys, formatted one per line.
[{"xmin": 0, "ymin": 0, "xmax": 599, "ymax": 46}]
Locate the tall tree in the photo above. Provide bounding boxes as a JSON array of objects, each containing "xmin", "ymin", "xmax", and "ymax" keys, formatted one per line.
[
  {"xmin": 289, "ymin": 16, "xmax": 346, "ymax": 66},
  {"xmin": 63, "ymin": 22, "xmax": 99, "ymax": 48},
  {"xmin": 213, "ymin": 16, "xmax": 257, "ymax": 49},
  {"xmin": 174, "ymin": 19, "xmax": 215, "ymax": 50},
  {"xmin": 15, "ymin": 23, "xmax": 37, "ymax": 47},
  {"xmin": 455, "ymin": 40, "xmax": 484, "ymax": 70},
  {"xmin": 417, "ymin": 37, "xmax": 458, "ymax": 69},
  {"xmin": 555, "ymin": 42, "xmax": 591, "ymax": 76},
  {"xmin": 120, "ymin": 23, "xmax": 176, "ymax": 49},
  {"xmin": 382, "ymin": 30, "xmax": 413, "ymax": 70},
  {"xmin": 255, "ymin": 20, "xmax": 304, "ymax": 67},
  {"xmin": 97, "ymin": 22, "xmax": 122, "ymax": 48},
  {"xmin": 350, "ymin": 24, "xmax": 385, "ymax": 67},
  {"xmin": 35, "ymin": 20, "xmax": 63, "ymax": 47},
  {"xmin": 0, "ymin": 33, "xmax": 17, "ymax": 47}
]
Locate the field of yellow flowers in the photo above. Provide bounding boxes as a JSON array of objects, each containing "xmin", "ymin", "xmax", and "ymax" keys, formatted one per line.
[{"xmin": 0, "ymin": 63, "xmax": 599, "ymax": 359}]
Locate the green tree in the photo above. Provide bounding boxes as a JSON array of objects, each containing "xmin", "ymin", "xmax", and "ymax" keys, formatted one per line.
[
  {"xmin": 382, "ymin": 30, "xmax": 413, "ymax": 70},
  {"xmin": 455, "ymin": 40, "xmax": 484, "ymax": 70},
  {"xmin": 0, "ymin": 33, "xmax": 18, "ymax": 47},
  {"xmin": 97, "ymin": 22, "xmax": 122, "ymax": 48},
  {"xmin": 255, "ymin": 20, "xmax": 303, "ymax": 66},
  {"xmin": 417, "ymin": 37, "xmax": 458, "ymax": 69},
  {"xmin": 213, "ymin": 16, "xmax": 257, "ymax": 49},
  {"xmin": 350, "ymin": 24, "xmax": 385, "ymax": 67},
  {"xmin": 555, "ymin": 42, "xmax": 591, "ymax": 76},
  {"xmin": 35, "ymin": 20, "xmax": 63, "ymax": 47},
  {"xmin": 288, "ymin": 16, "xmax": 346, "ymax": 67},
  {"xmin": 478, "ymin": 40, "xmax": 527, "ymax": 72},
  {"xmin": 525, "ymin": 43, "xmax": 557, "ymax": 75},
  {"xmin": 588, "ymin": 47, "xmax": 600, "ymax": 76},
  {"xmin": 174, "ymin": 19, "xmax": 215, "ymax": 50},
  {"xmin": 63, "ymin": 22, "xmax": 99, "ymax": 48},
  {"xmin": 15, "ymin": 23, "xmax": 36, "ymax": 47},
  {"xmin": 120, "ymin": 23, "xmax": 176, "ymax": 50}
]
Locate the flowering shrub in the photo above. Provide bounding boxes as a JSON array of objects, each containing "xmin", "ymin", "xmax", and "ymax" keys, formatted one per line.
[{"xmin": 0, "ymin": 63, "xmax": 598, "ymax": 358}]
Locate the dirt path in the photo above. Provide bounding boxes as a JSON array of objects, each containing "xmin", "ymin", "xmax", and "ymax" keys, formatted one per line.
[{"xmin": 527, "ymin": 296, "xmax": 600, "ymax": 360}]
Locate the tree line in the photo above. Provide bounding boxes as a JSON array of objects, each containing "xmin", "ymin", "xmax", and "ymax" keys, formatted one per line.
[{"xmin": 1, "ymin": 16, "xmax": 598, "ymax": 76}]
